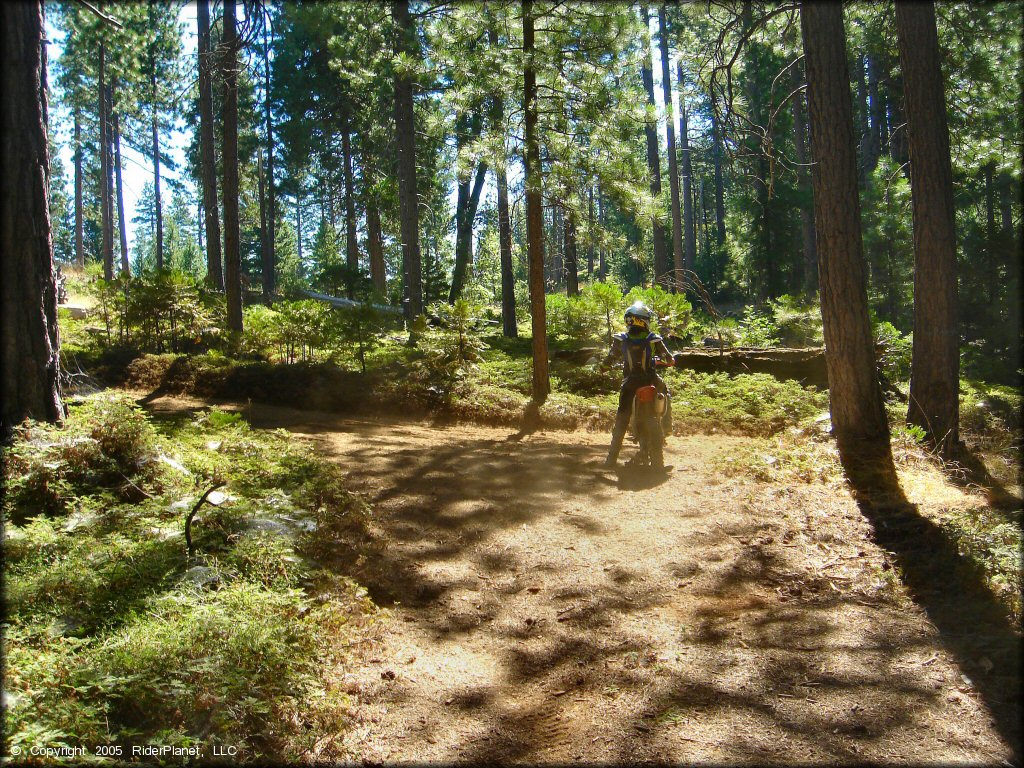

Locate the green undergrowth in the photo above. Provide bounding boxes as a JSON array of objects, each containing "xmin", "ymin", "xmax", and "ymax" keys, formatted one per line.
[
  {"xmin": 114, "ymin": 346, "xmax": 830, "ymax": 438},
  {"xmin": 2, "ymin": 394, "xmax": 382, "ymax": 763}
]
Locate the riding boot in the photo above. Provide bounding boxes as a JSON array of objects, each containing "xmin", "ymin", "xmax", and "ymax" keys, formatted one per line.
[
  {"xmin": 662, "ymin": 395, "xmax": 672, "ymax": 445},
  {"xmin": 604, "ymin": 410, "xmax": 631, "ymax": 467}
]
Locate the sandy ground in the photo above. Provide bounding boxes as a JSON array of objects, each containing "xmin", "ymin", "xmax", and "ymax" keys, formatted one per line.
[{"xmin": 144, "ymin": 395, "xmax": 1019, "ymax": 766}]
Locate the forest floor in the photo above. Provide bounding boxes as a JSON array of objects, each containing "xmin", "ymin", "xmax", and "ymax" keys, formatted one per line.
[{"xmin": 141, "ymin": 394, "xmax": 1020, "ymax": 766}]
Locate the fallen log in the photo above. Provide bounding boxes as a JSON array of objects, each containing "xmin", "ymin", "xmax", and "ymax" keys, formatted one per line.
[{"xmin": 670, "ymin": 347, "xmax": 830, "ymax": 388}]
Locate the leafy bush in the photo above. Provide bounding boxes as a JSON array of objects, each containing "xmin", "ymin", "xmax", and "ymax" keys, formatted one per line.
[
  {"xmin": 546, "ymin": 292, "xmax": 603, "ymax": 343},
  {"xmin": 874, "ymin": 320, "xmax": 913, "ymax": 383},
  {"xmin": 736, "ymin": 306, "xmax": 781, "ymax": 348},
  {"xmin": 4, "ymin": 395, "xmax": 158, "ymax": 518},
  {"xmin": 89, "ymin": 270, "xmax": 220, "ymax": 354},
  {"xmin": 582, "ymin": 282, "xmax": 624, "ymax": 343},
  {"xmin": 770, "ymin": 294, "xmax": 823, "ymax": 347},
  {"xmin": 624, "ymin": 284, "xmax": 691, "ymax": 338},
  {"xmin": 407, "ymin": 300, "xmax": 490, "ymax": 399}
]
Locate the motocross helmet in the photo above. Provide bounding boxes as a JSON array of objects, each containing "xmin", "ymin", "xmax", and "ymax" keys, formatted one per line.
[{"xmin": 624, "ymin": 301, "xmax": 653, "ymax": 333}]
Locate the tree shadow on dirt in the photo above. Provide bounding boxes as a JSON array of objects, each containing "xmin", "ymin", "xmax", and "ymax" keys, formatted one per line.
[
  {"xmin": 449, "ymin": 520, "xmax": 979, "ymax": 764},
  {"xmin": 840, "ymin": 441, "xmax": 1022, "ymax": 762},
  {"xmin": 943, "ymin": 444, "xmax": 1022, "ymax": 518}
]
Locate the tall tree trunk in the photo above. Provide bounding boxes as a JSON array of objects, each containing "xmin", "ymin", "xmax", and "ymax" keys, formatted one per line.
[
  {"xmin": 151, "ymin": 106, "xmax": 163, "ymax": 270},
  {"xmin": 657, "ymin": 3, "xmax": 685, "ymax": 278},
  {"xmin": 792, "ymin": 64, "xmax": 817, "ymax": 294},
  {"xmin": 598, "ymin": 186, "xmax": 606, "ymax": 281},
  {"xmin": 1, "ymin": 0, "xmax": 64, "ymax": 438},
  {"xmin": 262, "ymin": 12, "xmax": 275, "ymax": 298},
  {"xmin": 742, "ymin": 3, "xmax": 772, "ymax": 300},
  {"xmin": 450, "ymin": 160, "xmax": 487, "ymax": 303},
  {"xmin": 867, "ymin": 52, "xmax": 888, "ymax": 162},
  {"xmin": 73, "ymin": 107, "xmax": 84, "ymax": 267},
  {"xmin": 523, "ymin": 0, "xmax": 549, "ymax": 404},
  {"xmin": 565, "ymin": 207, "xmax": 579, "ymax": 296},
  {"xmin": 800, "ymin": 1, "xmax": 890, "ymax": 459},
  {"xmin": 587, "ymin": 186, "xmax": 595, "ymax": 278},
  {"xmin": 364, "ymin": 157, "xmax": 386, "ymax": 294},
  {"xmin": 392, "ymin": 0, "xmax": 423, "ymax": 322},
  {"xmin": 222, "ymin": 0, "xmax": 242, "ymax": 334},
  {"xmin": 856, "ymin": 53, "xmax": 873, "ymax": 180},
  {"xmin": 98, "ymin": 43, "xmax": 113, "ymax": 280},
  {"xmin": 149, "ymin": 2, "xmax": 163, "ymax": 271},
  {"xmin": 257, "ymin": 148, "xmax": 269, "ymax": 299},
  {"xmin": 896, "ymin": 0, "xmax": 960, "ymax": 456},
  {"xmin": 677, "ymin": 59, "xmax": 696, "ymax": 272},
  {"xmin": 486, "ymin": 23, "xmax": 517, "ymax": 337},
  {"xmin": 552, "ymin": 204, "xmax": 563, "ymax": 287},
  {"xmin": 112, "ymin": 103, "xmax": 129, "ymax": 274},
  {"xmin": 497, "ymin": 162, "xmax": 516, "ymax": 337},
  {"xmin": 983, "ymin": 161, "xmax": 998, "ymax": 306},
  {"xmin": 710, "ymin": 93, "xmax": 726, "ymax": 249},
  {"xmin": 887, "ymin": 67, "xmax": 909, "ymax": 168},
  {"xmin": 342, "ymin": 112, "xmax": 358, "ymax": 296},
  {"xmin": 197, "ymin": 0, "xmax": 223, "ymax": 289},
  {"xmin": 640, "ymin": 3, "xmax": 670, "ymax": 285},
  {"xmin": 1000, "ymin": 171, "xmax": 1020, "ymax": 360},
  {"xmin": 295, "ymin": 192, "xmax": 303, "ymax": 268}
]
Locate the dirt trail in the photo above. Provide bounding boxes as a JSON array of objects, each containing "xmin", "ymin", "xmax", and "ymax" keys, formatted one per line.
[{"xmin": 147, "ymin": 396, "xmax": 1017, "ymax": 765}]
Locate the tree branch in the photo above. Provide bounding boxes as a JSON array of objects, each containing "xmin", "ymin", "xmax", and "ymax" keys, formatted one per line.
[{"xmin": 75, "ymin": 0, "xmax": 123, "ymax": 28}]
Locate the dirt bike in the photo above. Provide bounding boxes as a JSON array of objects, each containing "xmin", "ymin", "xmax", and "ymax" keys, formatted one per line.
[{"xmin": 626, "ymin": 358, "xmax": 671, "ymax": 470}]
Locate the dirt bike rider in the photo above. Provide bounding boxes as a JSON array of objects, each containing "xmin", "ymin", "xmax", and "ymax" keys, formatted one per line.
[{"xmin": 602, "ymin": 301, "xmax": 674, "ymax": 467}]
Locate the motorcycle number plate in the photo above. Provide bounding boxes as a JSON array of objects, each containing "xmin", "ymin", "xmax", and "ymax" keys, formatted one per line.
[{"xmin": 635, "ymin": 386, "xmax": 658, "ymax": 404}]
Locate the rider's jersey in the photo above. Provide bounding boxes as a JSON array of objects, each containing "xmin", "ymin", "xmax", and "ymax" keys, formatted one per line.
[{"xmin": 606, "ymin": 331, "xmax": 673, "ymax": 380}]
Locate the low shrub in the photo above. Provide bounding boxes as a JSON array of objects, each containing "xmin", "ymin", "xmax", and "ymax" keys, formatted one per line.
[{"xmin": 3, "ymin": 396, "xmax": 381, "ymax": 761}]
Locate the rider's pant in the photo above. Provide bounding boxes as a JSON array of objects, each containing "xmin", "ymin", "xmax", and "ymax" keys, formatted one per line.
[
  {"xmin": 617, "ymin": 375, "xmax": 671, "ymax": 436},
  {"xmin": 617, "ymin": 374, "xmax": 669, "ymax": 412}
]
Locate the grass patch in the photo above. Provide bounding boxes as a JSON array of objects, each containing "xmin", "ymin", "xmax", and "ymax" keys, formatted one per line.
[{"xmin": 3, "ymin": 393, "xmax": 382, "ymax": 762}]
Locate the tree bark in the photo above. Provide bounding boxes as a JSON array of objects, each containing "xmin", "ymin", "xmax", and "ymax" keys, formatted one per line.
[
  {"xmin": 73, "ymin": 107, "xmax": 84, "ymax": 267},
  {"xmin": 552, "ymin": 203, "xmax": 563, "ymax": 287},
  {"xmin": 565, "ymin": 207, "xmax": 579, "ymax": 296},
  {"xmin": 262, "ymin": 13, "xmax": 275, "ymax": 298},
  {"xmin": 392, "ymin": 0, "xmax": 423, "ymax": 322},
  {"xmin": 257, "ymin": 148, "xmax": 269, "ymax": 299},
  {"xmin": 112, "ymin": 102, "xmax": 129, "ymax": 274},
  {"xmin": 222, "ymin": 0, "xmax": 243, "ymax": 334},
  {"xmin": 151, "ymin": 102, "xmax": 163, "ymax": 270},
  {"xmin": 98, "ymin": 43, "xmax": 113, "ymax": 280},
  {"xmin": 867, "ymin": 52, "xmax": 888, "ymax": 165},
  {"xmin": 855, "ymin": 53, "xmax": 872, "ymax": 180},
  {"xmin": 896, "ymin": 0, "xmax": 960, "ymax": 456},
  {"xmin": 486, "ymin": 23, "xmax": 517, "ymax": 337},
  {"xmin": 523, "ymin": 0, "xmax": 549, "ymax": 404},
  {"xmin": 800, "ymin": 1, "xmax": 890, "ymax": 457},
  {"xmin": 791, "ymin": 64, "xmax": 817, "ymax": 294},
  {"xmin": 149, "ymin": 2, "xmax": 163, "ymax": 271},
  {"xmin": 597, "ymin": 186, "xmax": 606, "ymax": 281},
  {"xmin": 677, "ymin": 59, "xmax": 696, "ymax": 272},
  {"xmin": 342, "ymin": 111, "xmax": 359, "ymax": 296},
  {"xmin": 1, "ymin": 0, "xmax": 64, "ymax": 438},
  {"xmin": 197, "ymin": 0, "xmax": 223, "ymax": 290},
  {"xmin": 887, "ymin": 67, "xmax": 909, "ymax": 168},
  {"xmin": 497, "ymin": 162, "xmax": 517, "ymax": 337},
  {"xmin": 450, "ymin": 112, "xmax": 488, "ymax": 302},
  {"xmin": 295, "ymin": 192, "xmax": 303, "ymax": 268},
  {"xmin": 640, "ymin": 3, "xmax": 670, "ymax": 285},
  {"xmin": 364, "ymin": 159, "xmax": 386, "ymax": 294},
  {"xmin": 586, "ymin": 186, "xmax": 595, "ymax": 278},
  {"xmin": 657, "ymin": 3, "xmax": 685, "ymax": 278},
  {"xmin": 710, "ymin": 93, "xmax": 726, "ymax": 250}
]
